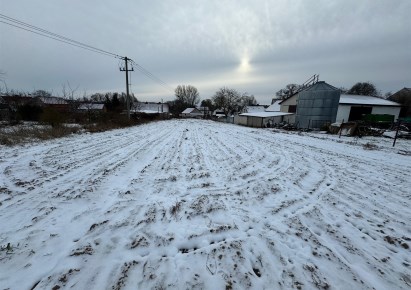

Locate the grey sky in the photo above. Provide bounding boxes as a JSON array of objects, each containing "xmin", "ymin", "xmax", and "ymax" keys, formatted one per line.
[{"xmin": 1, "ymin": 0, "xmax": 410, "ymax": 104}]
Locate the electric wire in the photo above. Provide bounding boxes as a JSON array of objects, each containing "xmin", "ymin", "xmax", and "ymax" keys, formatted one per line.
[
  {"xmin": 1, "ymin": 13, "xmax": 174, "ymax": 93},
  {"xmin": 0, "ymin": 14, "xmax": 121, "ymax": 59},
  {"xmin": 131, "ymin": 60, "xmax": 174, "ymax": 92},
  {"xmin": 0, "ymin": 20, "xmax": 117, "ymax": 59}
]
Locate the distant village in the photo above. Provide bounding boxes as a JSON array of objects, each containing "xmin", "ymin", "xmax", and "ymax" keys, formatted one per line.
[{"xmin": 1, "ymin": 78, "xmax": 410, "ymax": 136}]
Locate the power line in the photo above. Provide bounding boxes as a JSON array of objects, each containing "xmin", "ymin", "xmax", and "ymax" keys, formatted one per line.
[
  {"xmin": 1, "ymin": 13, "xmax": 174, "ymax": 93},
  {"xmin": 131, "ymin": 60, "xmax": 174, "ymax": 92},
  {"xmin": 0, "ymin": 14, "xmax": 121, "ymax": 59},
  {"xmin": 0, "ymin": 20, "xmax": 117, "ymax": 59}
]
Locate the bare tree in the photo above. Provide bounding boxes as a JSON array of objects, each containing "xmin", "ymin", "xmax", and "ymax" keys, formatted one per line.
[
  {"xmin": 174, "ymin": 85, "xmax": 200, "ymax": 107},
  {"xmin": 339, "ymin": 87, "xmax": 348, "ymax": 94},
  {"xmin": 0, "ymin": 71, "xmax": 9, "ymax": 94},
  {"xmin": 212, "ymin": 87, "xmax": 241, "ymax": 115},
  {"xmin": 32, "ymin": 89, "xmax": 52, "ymax": 97},
  {"xmin": 276, "ymin": 84, "xmax": 301, "ymax": 100},
  {"xmin": 61, "ymin": 81, "xmax": 80, "ymax": 100},
  {"xmin": 239, "ymin": 93, "xmax": 257, "ymax": 108},
  {"xmin": 347, "ymin": 82, "xmax": 380, "ymax": 96}
]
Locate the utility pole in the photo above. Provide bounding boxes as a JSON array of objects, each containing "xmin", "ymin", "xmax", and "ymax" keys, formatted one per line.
[{"xmin": 120, "ymin": 56, "xmax": 134, "ymax": 119}]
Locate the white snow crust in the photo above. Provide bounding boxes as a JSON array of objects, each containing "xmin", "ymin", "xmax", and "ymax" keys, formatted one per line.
[{"xmin": 0, "ymin": 119, "xmax": 410, "ymax": 289}]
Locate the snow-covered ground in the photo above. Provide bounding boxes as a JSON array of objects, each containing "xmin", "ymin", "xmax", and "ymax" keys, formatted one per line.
[{"xmin": 0, "ymin": 119, "xmax": 410, "ymax": 290}]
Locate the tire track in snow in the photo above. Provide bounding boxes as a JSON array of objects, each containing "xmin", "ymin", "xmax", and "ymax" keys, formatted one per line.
[{"xmin": 0, "ymin": 120, "xmax": 410, "ymax": 290}]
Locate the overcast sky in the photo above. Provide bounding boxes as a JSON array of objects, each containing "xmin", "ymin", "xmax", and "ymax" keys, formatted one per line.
[{"xmin": 1, "ymin": 0, "xmax": 410, "ymax": 104}]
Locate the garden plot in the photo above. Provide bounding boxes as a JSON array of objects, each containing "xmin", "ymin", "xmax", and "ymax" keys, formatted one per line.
[{"xmin": 0, "ymin": 119, "xmax": 410, "ymax": 290}]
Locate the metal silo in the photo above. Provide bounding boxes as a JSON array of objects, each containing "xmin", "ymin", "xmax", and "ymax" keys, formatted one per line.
[{"xmin": 296, "ymin": 81, "xmax": 340, "ymax": 129}]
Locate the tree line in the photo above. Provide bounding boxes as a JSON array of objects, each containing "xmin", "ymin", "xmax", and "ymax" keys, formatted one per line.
[
  {"xmin": 275, "ymin": 82, "xmax": 387, "ymax": 100},
  {"xmin": 168, "ymin": 85, "xmax": 258, "ymax": 116}
]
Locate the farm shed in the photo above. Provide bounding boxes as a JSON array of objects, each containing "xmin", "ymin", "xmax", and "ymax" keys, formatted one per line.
[
  {"xmin": 235, "ymin": 112, "xmax": 294, "ymax": 128},
  {"xmin": 181, "ymin": 108, "xmax": 203, "ymax": 118},
  {"xmin": 335, "ymin": 95, "xmax": 401, "ymax": 122},
  {"xmin": 296, "ymin": 81, "xmax": 340, "ymax": 129},
  {"xmin": 132, "ymin": 102, "xmax": 169, "ymax": 114}
]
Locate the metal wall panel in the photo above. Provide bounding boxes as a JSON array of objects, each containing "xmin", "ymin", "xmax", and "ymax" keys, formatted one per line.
[{"xmin": 296, "ymin": 82, "xmax": 340, "ymax": 129}]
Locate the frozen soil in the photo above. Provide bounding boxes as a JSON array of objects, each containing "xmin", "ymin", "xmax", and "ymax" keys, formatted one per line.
[{"xmin": 0, "ymin": 119, "xmax": 410, "ymax": 290}]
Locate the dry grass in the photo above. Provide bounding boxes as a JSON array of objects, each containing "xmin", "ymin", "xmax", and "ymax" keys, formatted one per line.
[
  {"xmin": 0, "ymin": 125, "xmax": 81, "ymax": 146},
  {"xmin": 362, "ymin": 142, "xmax": 378, "ymax": 150},
  {"xmin": 0, "ymin": 116, "xmax": 161, "ymax": 146}
]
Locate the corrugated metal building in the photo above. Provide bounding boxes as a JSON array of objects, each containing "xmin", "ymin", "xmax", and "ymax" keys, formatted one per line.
[{"xmin": 296, "ymin": 81, "xmax": 340, "ymax": 129}]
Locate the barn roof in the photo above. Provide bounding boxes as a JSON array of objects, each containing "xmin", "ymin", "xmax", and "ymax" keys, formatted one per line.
[
  {"xmin": 244, "ymin": 105, "xmax": 266, "ymax": 113},
  {"xmin": 265, "ymin": 100, "xmax": 281, "ymax": 112},
  {"xmin": 182, "ymin": 108, "xmax": 194, "ymax": 114},
  {"xmin": 38, "ymin": 96, "xmax": 68, "ymax": 105},
  {"xmin": 339, "ymin": 94, "xmax": 401, "ymax": 106}
]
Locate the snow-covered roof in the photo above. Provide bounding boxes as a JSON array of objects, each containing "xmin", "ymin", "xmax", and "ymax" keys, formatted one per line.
[
  {"xmin": 182, "ymin": 108, "xmax": 195, "ymax": 114},
  {"xmin": 78, "ymin": 103, "xmax": 105, "ymax": 110},
  {"xmin": 240, "ymin": 112, "xmax": 293, "ymax": 118},
  {"xmin": 38, "ymin": 96, "xmax": 68, "ymax": 105},
  {"xmin": 339, "ymin": 94, "xmax": 401, "ymax": 106},
  {"xmin": 244, "ymin": 105, "xmax": 266, "ymax": 113},
  {"xmin": 182, "ymin": 108, "xmax": 201, "ymax": 114},
  {"xmin": 138, "ymin": 110, "xmax": 163, "ymax": 114},
  {"xmin": 265, "ymin": 100, "xmax": 281, "ymax": 112}
]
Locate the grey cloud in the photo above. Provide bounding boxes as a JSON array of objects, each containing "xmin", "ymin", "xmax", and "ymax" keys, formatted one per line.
[{"xmin": 1, "ymin": 0, "xmax": 410, "ymax": 104}]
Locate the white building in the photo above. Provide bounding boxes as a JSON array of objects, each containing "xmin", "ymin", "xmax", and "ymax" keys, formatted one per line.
[
  {"xmin": 234, "ymin": 112, "xmax": 294, "ymax": 128},
  {"xmin": 335, "ymin": 94, "xmax": 401, "ymax": 122}
]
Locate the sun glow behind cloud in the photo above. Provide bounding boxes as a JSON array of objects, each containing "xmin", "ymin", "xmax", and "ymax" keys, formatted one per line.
[{"xmin": 238, "ymin": 55, "xmax": 251, "ymax": 73}]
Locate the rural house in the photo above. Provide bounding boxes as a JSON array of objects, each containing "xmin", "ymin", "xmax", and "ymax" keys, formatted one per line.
[
  {"xmin": 35, "ymin": 96, "xmax": 70, "ymax": 112},
  {"xmin": 181, "ymin": 108, "xmax": 203, "ymax": 118}
]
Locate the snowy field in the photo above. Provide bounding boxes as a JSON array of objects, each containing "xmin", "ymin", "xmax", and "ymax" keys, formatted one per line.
[{"xmin": 0, "ymin": 119, "xmax": 410, "ymax": 290}]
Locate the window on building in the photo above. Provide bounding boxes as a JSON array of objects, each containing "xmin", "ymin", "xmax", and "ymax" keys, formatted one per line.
[{"xmin": 288, "ymin": 105, "xmax": 296, "ymax": 113}]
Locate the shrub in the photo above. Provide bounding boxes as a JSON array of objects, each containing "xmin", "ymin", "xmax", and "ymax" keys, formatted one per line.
[{"xmin": 40, "ymin": 108, "xmax": 65, "ymax": 127}]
